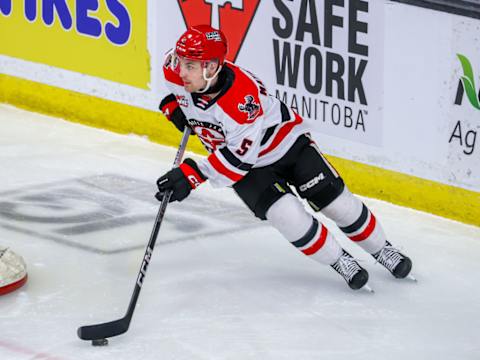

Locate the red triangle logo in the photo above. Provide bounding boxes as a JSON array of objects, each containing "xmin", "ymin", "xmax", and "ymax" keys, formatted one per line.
[{"xmin": 177, "ymin": 0, "xmax": 260, "ymax": 62}]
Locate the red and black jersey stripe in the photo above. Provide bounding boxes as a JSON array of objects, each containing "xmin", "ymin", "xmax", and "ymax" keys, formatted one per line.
[
  {"xmin": 219, "ymin": 147, "xmax": 253, "ymax": 171},
  {"xmin": 259, "ymin": 112, "xmax": 303, "ymax": 157},
  {"xmin": 207, "ymin": 153, "xmax": 245, "ymax": 182}
]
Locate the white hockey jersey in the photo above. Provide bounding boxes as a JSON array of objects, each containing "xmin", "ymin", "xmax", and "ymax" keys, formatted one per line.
[{"xmin": 163, "ymin": 59, "xmax": 307, "ymax": 188}]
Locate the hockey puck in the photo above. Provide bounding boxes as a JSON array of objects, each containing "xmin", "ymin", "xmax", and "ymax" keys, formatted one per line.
[{"xmin": 91, "ymin": 338, "xmax": 109, "ymax": 346}]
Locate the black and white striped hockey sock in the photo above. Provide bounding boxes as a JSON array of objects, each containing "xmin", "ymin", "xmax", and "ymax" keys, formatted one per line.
[
  {"xmin": 266, "ymin": 194, "xmax": 342, "ymax": 265},
  {"xmin": 321, "ymin": 187, "xmax": 386, "ymax": 254}
]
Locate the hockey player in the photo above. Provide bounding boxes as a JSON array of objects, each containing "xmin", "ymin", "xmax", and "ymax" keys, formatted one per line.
[{"xmin": 156, "ymin": 25, "xmax": 412, "ymax": 290}]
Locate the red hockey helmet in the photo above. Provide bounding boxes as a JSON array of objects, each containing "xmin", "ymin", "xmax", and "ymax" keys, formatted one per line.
[{"xmin": 175, "ymin": 25, "xmax": 228, "ymax": 65}]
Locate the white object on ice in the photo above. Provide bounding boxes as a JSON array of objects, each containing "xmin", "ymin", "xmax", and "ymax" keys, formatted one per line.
[{"xmin": 0, "ymin": 247, "xmax": 28, "ymax": 295}]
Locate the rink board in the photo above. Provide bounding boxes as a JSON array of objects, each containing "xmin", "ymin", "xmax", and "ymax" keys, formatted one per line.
[
  {"xmin": 1, "ymin": 104, "xmax": 479, "ymax": 360},
  {"xmin": 1, "ymin": 73, "xmax": 478, "ymax": 227},
  {"xmin": 0, "ymin": 1, "xmax": 479, "ymax": 227}
]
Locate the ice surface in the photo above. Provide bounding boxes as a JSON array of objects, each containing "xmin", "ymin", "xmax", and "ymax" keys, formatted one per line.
[{"xmin": 0, "ymin": 105, "xmax": 479, "ymax": 360}]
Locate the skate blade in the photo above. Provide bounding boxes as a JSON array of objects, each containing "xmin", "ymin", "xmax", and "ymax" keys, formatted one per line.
[
  {"xmin": 362, "ymin": 284, "xmax": 375, "ymax": 293},
  {"xmin": 407, "ymin": 274, "xmax": 417, "ymax": 282}
]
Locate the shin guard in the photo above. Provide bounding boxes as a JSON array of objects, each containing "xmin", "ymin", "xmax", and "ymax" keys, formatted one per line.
[
  {"xmin": 321, "ymin": 187, "xmax": 386, "ymax": 254},
  {"xmin": 266, "ymin": 194, "xmax": 342, "ymax": 265}
]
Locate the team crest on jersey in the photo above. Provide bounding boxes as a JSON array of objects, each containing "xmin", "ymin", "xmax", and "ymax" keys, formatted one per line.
[
  {"xmin": 238, "ymin": 95, "xmax": 261, "ymax": 121},
  {"xmin": 188, "ymin": 119, "xmax": 226, "ymax": 152},
  {"xmin": 175, "ymin": 95, "xmax": 189, "ymax": 107}
]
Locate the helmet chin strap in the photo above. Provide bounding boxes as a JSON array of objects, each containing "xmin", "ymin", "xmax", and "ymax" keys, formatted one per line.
[{"xmin": 196, "ymin": 65, "xmax": 223, "ymax": 94}]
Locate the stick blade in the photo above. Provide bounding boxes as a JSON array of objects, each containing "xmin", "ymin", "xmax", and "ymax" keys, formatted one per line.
[{"xmin": 77, "ymin": 318, "xmax": 129, "ymax": 341}]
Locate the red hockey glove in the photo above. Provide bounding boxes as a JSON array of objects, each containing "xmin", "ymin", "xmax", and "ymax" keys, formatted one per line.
[
  {"xmin": 159, "ymin": 94, "xmax": 189, "ymax": 132},
  {"xmin": 155, "ymin": 158, "xmax": 207, "ymax": 202}
]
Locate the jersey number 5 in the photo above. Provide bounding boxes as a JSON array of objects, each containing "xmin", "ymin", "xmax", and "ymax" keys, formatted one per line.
[{"xmin": 236, "ymin": 138, "xmax": 253, "ymax": 156}]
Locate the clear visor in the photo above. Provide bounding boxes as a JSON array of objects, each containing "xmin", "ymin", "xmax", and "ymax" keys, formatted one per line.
[
  {"xmin": 168, "ymin": 51, "xmax": 222, "ymax": 93},
  {"xmin": 169, "ymin": 52, "xmax": 181, "ymax": 74},
  {"xmin": 169, "ymin": 52, "xmax": 218, "ymax": 75}
]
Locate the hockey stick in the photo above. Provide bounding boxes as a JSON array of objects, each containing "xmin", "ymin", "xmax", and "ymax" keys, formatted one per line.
[{"xmin": 77, "ymin": 127, "xmax": 191, "ymax": 343}]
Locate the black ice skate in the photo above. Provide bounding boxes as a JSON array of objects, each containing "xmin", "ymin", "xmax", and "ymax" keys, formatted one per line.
[
  {"xmin": 373, "ymin": 241, "xmax": 413, "ymax": 279},
  {"xmin": 331, "ymin": 250, "xmax": 371, "ymax": 291}
]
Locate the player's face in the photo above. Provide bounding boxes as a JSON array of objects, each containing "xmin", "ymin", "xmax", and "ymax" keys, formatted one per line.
[{"xmin": 178, "ymin": 59, "xmax": 207, "ymax": 93}]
